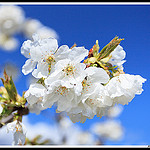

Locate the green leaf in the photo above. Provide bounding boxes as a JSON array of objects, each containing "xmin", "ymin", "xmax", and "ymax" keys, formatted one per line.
[
  {"xmin": 0, "ymin": 70, "xmax": 17, "ymax": 102},
  {"xmin": 97, "ymin": 36, "xmax": 124, "ymax": 60}
]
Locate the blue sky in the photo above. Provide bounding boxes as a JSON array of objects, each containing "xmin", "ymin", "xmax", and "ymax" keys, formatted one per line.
[{"xmin": 0, "ymin": 3, "xmax": 150, "ymax": 145}]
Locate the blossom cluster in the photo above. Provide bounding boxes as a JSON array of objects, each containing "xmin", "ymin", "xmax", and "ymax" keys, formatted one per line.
[
  {"xmin": 21, "ymin": 34, "xmax": 146, "ymax": 124},
  {"xmin": 0, "ymin": 4, "xmax": 146, "ymax": 146}
]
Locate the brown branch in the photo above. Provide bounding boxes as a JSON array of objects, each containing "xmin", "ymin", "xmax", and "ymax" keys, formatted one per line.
[
  {"xmin": 0, "ymin": 106, "xmax": 29, "ymax": 128},
  {"xmin": 0, "ymin": 113, "xmax": 14, "ymax": 128}
]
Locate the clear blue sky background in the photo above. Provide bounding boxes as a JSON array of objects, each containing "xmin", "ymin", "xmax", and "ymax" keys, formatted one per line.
[{"xmin": 0, "ymin": 3, "xmax": 150, "ymax": 145}]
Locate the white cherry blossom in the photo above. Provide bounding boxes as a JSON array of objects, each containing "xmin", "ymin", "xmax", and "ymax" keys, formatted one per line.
[
  {"xmin": 68, "ymin": 84, "xmax": 112, "ymax": 123},
  {"xmin": 45, "ymin": 46, "xmax": 89, "ymax": 94},
  {"xmin": 21, "ymin": 34, "xmax": 81, "ymax": 78},
  {"xmin": 67, "ymin": 67, "xmax": 112, "ymax": 123},
  {"xmin": 20, "ymin": 33, "xmax": 146, "ymax": 127},
  {"xmin": 23, "ymin": 43, "xmax": 89, "ymax": 113},
  {"xmin": 7, "ymin": 120, "xmax": 27, "ymax": 145},
  {"xmin": 79, "ymin": 67, "xmax": 110, "ymax": 102},
  {"xmin": 105, "ymin": 73, "xmax": 146, "ymax": 105},
  {"xmin": 45, "ymin": 59, "xmax": 87, "ymax": 95},
  {"xmin": 21, "ymin": 33, "xmax": 58, "ymax": 78},
  {"xmin": 24, "ymin": 82, "xmax": 47, "ymax": 114},
  {"xmin": 43, "ymin": 80, "xmax": 78, "ymax": 112}
]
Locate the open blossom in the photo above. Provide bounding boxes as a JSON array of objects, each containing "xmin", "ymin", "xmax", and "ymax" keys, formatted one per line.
[
  {"xmin": 21, "ymin": 34, "xmax": 88, "ymax": 79},
  {"xmin": 24, "ymin": 80, "xmax": 77, "ymax": 113},
  {"xmin": 0, "ymin": 5, "xmax": 25, "ymax": 35},
  {"xmin": 44, "ymin": 59, "xmax": 86, "ymax": 95},
  {"xmin": 67, "ymin": 67, "xmax": 112, "ymax": 123},
  {"xmin": 44, "ymin": 46, "xmax": 89, "ymax": 94},
  {"xmin": 44, "ymin": 67, "xmax": 111, "ymax": 118},
  {"xmin": 108, "ymin": 45, "xmax": 126, "ymax": 70},
  {"xmin": 43, "ymin": 80, "xmax": 78, "ymax": 112},
  {"xmin": 7, "ymin": 120, "xmax": 27, "ymax": 145},
  {"xmin": 24, "ymin": 82, "xmax": 47, "ymax": 114},
  {"xmin": 105, "ymin": 73, "xmax": 146, "ymax": 105},
  {"xmin": 21, "ymin": 33, "xmax": 58, "ymax": 77},
  {"xmin": 78, "ymin": 67, "xmax": 110, "ymax": 101},
  {"xmin": 22, "ymin": 34, "xmax": 89, "ymax": 113},
  {"xmin": 68, "ymin": 84, "xmax": 112, "ymax": 123}
]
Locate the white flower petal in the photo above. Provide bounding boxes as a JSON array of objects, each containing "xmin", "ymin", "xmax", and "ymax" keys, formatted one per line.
[
  {"xmin": 74, "ymin": 63, "xmax": 86, "ymax": 80},
  {"xmin": 26, "ymin": 83, "xmax": 46, "ymax": 97},
  {"xmin": 54, "ymin": 45, "xmax": 70, "ymax": 61},
  {"xmin": 68, "ymin": 47, "xmax": 89, "ymax": 63},
  {"xmin": 55, "ymin": 59, "xmax": 71, "ymax": 70},
  {"xmin": 108, "ymin": 45, "xmax": 126, "ymax": 69},
  {"xmin": 7, "ymin": 120, "xmax": 17, "ymax": 133},
  {"xmin": 32, "ymin": 62, "xmax": 49, "ymax": 78},
  {"xmin": 74, "ymin": 82, "xmax": 83, "ymax": 96},
  {"xmin": 111, "ymin": 45, "xmax": 126, "ymax": 60},
  {"xmin": 22, "ymin": 59, "xmax": 36, "ymax": 75},
  {"xmin": 27, "ymin": 103, "xmax": 46, "ymax": 115},
  {"xmin": 85, "ymin": 67, "xmax": 110, "ymax": 84},
  {"xmin": 13, "ymin": 132, "xmax": 26, "ymax": 145},
  {"xmin": 40, "ymin": 37, "xmax": 58, "ymax": 55},
  {"xmin": 57, "ymin": 97, "xmax": 72, "ymax": 112},
  {"xmin": 43, "ymin": 92, "xmax": 59, "ymax": 108},
  {"xmin": 21, "ymin": 40, "xmax": 32, "ymax": 58},
  {"xmin": 44, "ymin": 71, "xmax": 62, "ymax": 86},
  {"xmin": 30, "ymin": 46, "xmax": 43, "ymax": 61},
  {"xmin": 24, "ymin": 83, "xmax": 46, "ymax": 105},
  {"xmin": 32, "ymin": 33, "xmax": 40, "ymax": 42},
  {"xmin": 24, "ymin": 92, "xmax": 38, "ymax": 105}
]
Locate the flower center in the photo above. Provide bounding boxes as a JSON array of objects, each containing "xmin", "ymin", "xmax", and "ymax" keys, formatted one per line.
[
  {"xmin": 56, "ymin": 86, "xmax": 68, "ymax": 96},
  {"xmin": 82, "ymin": 80, "xmax": 87, "ymax": 87},
  {"xmin": 62, "ymin": 64, "xmax": 76, "ymax": 76},
  {"xmin": 42, "ymin": 55, "xmax": 55, "ymax": 73},
  {"xmin": 46, "ymin": 55, "xmax": 55, "ymax": 64},
  {"xmin": 81, "ymin": 79, "xmax": 92, "ymax": 92},
  {"xmin": 37, "ymin": 97, "xmax": 43, "ymax": 103},
  {"xmin": 15, "ymin": 123, "xmax": 22, "ymax": 133}
]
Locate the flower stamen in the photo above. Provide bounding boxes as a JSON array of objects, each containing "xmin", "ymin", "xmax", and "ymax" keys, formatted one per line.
[
  {"xmin": 62, "ymin": 64, "xmax": 76, "ymax": 76},
  {"xmin": 56, "ymin": 86, "xmax": 68, "ymax": 96},
  {"xmin": 46, "ymin": 55, "xmax": 55, "ymax": 64}
]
